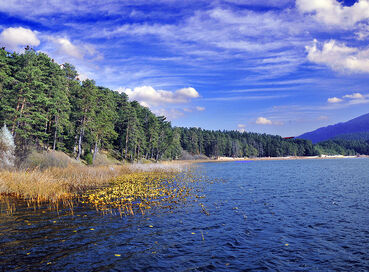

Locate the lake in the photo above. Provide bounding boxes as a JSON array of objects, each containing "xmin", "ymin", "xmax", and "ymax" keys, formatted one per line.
[{"xmin": 1, "ymin": 158, "xmax": 369, "ymax": 271}]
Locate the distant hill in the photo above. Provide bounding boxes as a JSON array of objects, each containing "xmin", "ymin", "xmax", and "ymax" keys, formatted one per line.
[
  {"xmin": 298, "ymin": 113, "xmax": 369, "ymax": 143},
  {"xmin": 333, "ymin": 131, "xmax": 369, "ymax": 141}
]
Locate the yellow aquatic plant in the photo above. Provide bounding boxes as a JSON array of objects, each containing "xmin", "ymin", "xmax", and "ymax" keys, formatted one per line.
[{"xmin": 82, "ymin": 172, "xmax": 196, "ymax": 215}]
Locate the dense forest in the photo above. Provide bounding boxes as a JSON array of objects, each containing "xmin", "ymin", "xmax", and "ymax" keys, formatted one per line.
[{"xmin": 0, "ymin": 48, "xmax": 367, "ymax": 163}]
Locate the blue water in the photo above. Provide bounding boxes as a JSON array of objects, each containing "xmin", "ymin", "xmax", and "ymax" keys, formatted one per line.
[{"xmin": 1, "ymin": 158, "xmax": 369, "ymax": 271}]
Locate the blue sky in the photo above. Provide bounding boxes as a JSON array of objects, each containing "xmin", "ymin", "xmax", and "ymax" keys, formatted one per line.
[{"xmin": 1, "ymin": 0, "xmax": 369, "ymax": 136}]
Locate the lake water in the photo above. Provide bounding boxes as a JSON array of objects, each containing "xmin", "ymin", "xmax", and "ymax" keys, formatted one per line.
[{"xmin": 1, "ymin": 158, "xmax": 369, "ymax": 271}]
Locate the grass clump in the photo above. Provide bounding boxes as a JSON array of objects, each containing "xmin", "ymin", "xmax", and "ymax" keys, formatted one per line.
[{"xmin": 21, "ymin": 150, "xmax": 78, "ymax": 170}]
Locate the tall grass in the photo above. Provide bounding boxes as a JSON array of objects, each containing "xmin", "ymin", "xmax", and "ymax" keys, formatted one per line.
[{"xmin": 0, "ymin": 158, "xmax": 189, "ymax": 214}]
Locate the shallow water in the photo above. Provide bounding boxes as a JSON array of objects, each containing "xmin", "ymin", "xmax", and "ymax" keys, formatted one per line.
[{"xmin": 1, "ymin": 158, "xmax": 369, "ymax": 271}]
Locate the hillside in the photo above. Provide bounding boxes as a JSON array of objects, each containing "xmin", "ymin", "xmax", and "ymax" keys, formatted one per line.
[{"xmin": 298, "ymin": 113, "xmax": 369, "ymax": 143}]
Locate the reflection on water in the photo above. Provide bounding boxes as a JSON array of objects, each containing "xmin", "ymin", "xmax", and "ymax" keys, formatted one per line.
[{"xmin": 1, "ymin": 158, "xmax": 369, "ymax": 271}]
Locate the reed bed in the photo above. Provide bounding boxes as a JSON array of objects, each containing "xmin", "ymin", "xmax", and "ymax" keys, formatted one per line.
[{"xmin": 0, "ymin": 163, "xmax": 191, "ymax": 215}]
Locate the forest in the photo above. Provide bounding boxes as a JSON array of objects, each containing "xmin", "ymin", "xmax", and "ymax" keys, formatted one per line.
[{"xmin": 0, "ymin": 48, "xmax": 367, "ymax": 164}]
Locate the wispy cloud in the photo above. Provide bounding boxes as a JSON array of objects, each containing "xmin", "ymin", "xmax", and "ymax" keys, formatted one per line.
[{"xmin": 204, "ymin": 94, "xmax": 289, "ymax": 101}]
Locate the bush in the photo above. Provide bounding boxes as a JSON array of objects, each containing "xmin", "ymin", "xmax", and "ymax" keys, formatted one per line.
[{"xmin": 84, "ymin": 153, "xmax": 93, "ymax": 165}]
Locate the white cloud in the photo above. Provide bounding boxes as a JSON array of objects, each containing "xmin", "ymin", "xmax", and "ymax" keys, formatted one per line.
[
  {"xmin": 117, "ymin": 86, "xmax": 199, "ymax": 107},
  {"xmin": 297, "ymin": 0, "xmax": 369, "ymax": 28},
  {"xmin": 0, "ymin": 27, "xmax": 40, "ymax": 51},
  {"xmin": 237, "ymin": 123, "xmax": 246, "ymax": 132},
  {"xmin": 152, "ymin": 108, "xmax": 184, "ymax": 120},
  {"xmin": 182, "ymin": 106, "xmax": 205, "ymax": 112},
  {"xmin": 52, "ymin": 37, "xmax": 83, "ymax": 59},
  {"xmin": 344, "ymin": 92, "xmax": 369, "ymax": 104},
  {"xmin": 255, "ymin": 117, "xmax": 284, "ymax": 125},
  {"xmin": 343, "ymin": 92, "xmax": 364, "ymax": 99},
  {"xmin": 46, "ymin": 37, "xmax": 101, "ymax": 60},
  {"xmin": 327, "ymin": 92, "xmax": 369, "ymax": 106},
  {"xmin": 306, "ymin": 39, "xmax": 369, "ymax": 73},
  {"xmin": 255, "ymin": 117, "xmax": 273, "ymax": 125},
  {"xmin": 327, "ymin": 97, "xmax": 343, "ymax": 103}
]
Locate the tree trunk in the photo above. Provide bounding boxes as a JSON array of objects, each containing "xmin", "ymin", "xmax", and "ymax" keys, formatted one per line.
[
  {"xmin": 124, "ymin": 125, "xmax": 130, "ymax": 159},
  {"xmin": 12, "ymin": 97, "xmax": 26, "ymax": 135},
  {"xmin": 53, "ymin": 116, "xmax": 58, "ymax": 151},
  {"xmin": 76, "ymin": 127, "xmax": 84, "ymax": 160},
  {"xmin": 92, "ymin": 139, "xmax": 99, "ymax": 164}
]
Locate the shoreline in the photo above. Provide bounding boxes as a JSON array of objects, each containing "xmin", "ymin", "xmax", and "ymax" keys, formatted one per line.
[{"xmin": 166, "ymin": 155, "xmax": 367, "ymax": 164}]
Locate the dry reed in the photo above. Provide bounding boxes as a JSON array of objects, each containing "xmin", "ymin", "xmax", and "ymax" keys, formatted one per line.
[{"xmin": 0, "ymin": 163, "xmax": 188, "ymax": 214}]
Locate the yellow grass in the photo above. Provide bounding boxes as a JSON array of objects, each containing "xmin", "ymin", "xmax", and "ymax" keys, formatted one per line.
[{"xmin": 0, "ymin": 163, "xmax": 190, "ymax": 214}]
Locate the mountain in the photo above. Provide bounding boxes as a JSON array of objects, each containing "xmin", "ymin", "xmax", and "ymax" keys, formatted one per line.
[{"xmin": 298, "ymin": 113, "xmax": 369, "ymax": 143}]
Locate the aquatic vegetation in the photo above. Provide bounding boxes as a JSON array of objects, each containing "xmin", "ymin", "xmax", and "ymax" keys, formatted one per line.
[
  {"xmin": 0, "ymin": 162, "xmax": 203, "ymax": 216},
  {"xmin": 82, "ymin": 171, "xmax": 197, "ymax": 216}
]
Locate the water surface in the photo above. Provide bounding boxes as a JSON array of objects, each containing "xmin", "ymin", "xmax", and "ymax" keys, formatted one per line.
[{"xmin": 1, "ymin": 158, "xmax": 369, "ymax": 271}]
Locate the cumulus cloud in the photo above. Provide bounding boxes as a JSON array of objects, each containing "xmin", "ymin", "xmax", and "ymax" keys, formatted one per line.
[
  {"xmin": 117, "ymin": 86, "xmax": 199, "ymax": 107},
  {"xmin": 343, "ymin": 92, "xmax": 364, "ymax": 99},
  {"xmin": 327, "ymin": 92, "xmax": 369, "ymax": 105},
  {"xmin": 255, "ymin": 117, "xmax": 284, "ymax": 125},
  {"xmin": 306, "ymin": 39, "xmax": 369, "ymax": 73},
  {"xmin": 0, "ymin": 27, "xmax": 40, "ymax": 51},
  {"xmin": 255, "ymin": 117, "xmax": 273, "ymax": 125},
  {"xmin": 327, "ymin": 97, "xmax": 343, "ymax": 103},
  {"xmin": 195, "ymin": 106, "xmax": 205, "ymax": 111},
  {"xmin": 297, "ymin": 0, "xmax": 369, "ymax": 28},
  {"xmin": 343, "ymin": 92, "xmax": 369, "ymax": 104}
]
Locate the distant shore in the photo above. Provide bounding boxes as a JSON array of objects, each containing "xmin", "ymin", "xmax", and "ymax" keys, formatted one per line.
[{"xmin": 166, "ymin": 155, "xmax": 367, "ymax": 164}]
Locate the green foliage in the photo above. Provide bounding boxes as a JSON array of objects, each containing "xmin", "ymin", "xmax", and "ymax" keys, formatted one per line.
[
  {"xmin": 84, "ymin": 153, "xmax": 93, "ymax": 165},
  {"xmin": 0, "ymin": 48, "xmax": 365, "ymax": 162},
  {"xmin": 316, "ymin": 139, "xmax": 369, "ymax": 155},
  {"xmin": 178, "ymin": 127, "xmax": 318, "ymax": 158}
]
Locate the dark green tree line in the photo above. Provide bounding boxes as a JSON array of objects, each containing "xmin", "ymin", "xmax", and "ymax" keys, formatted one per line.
[{"xmin": 1, "ymin": 48, "xmax": 365, "ymax": 162}]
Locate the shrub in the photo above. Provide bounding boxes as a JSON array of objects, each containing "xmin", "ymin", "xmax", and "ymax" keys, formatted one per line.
[{"xmin": 84, "ymin": 153, "xmax": 93, "ymax": 165}]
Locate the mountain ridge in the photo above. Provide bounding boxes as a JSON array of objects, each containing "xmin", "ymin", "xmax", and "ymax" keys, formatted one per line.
[{"xmin": 298, "ymin": 113, "xmax": 369, "ymax": 143}]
